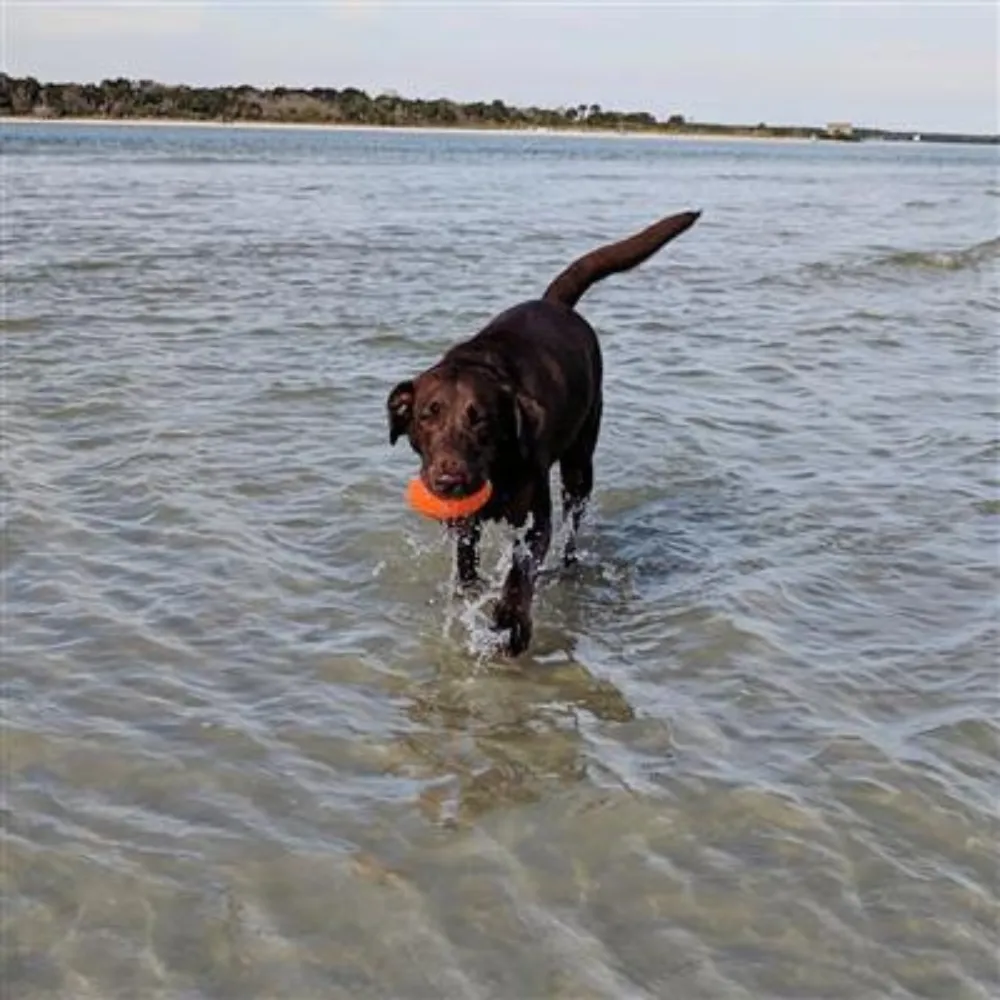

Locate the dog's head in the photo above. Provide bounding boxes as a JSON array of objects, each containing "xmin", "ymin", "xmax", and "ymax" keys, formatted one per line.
[{"xmin": 387, "ymin": 363, "xmax": 540, "ymax": 498}]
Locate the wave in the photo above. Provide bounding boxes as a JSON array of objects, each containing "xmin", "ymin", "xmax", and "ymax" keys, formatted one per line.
[
  {"xmin": 801, "ymin": 235, "xmax": 1000, "ymax": 285},
  {"xmin": 877, "ymin": 236, "xmax": 1000, "ymax": 272}
]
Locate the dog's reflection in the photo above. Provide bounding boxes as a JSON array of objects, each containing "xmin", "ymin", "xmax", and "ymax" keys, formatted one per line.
[{"xmin": 391, "ymin": 595, "xmax": 636, "ymax": 827}]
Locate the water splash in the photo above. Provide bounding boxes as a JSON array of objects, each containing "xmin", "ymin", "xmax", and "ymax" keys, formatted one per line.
[{"xmin": 435, "ymin": 512, "xmax": 585, "ymax": 661}]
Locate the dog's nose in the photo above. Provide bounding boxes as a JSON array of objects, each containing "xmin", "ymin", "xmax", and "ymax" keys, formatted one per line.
[{"xmin": 432, "ymin": 471, "xmax": 469, "ymax": 497}]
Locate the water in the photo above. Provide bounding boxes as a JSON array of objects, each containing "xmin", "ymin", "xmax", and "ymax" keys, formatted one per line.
[{"xmin": 3, "ymin": 121, "xmax": 998, "ymax": 999}]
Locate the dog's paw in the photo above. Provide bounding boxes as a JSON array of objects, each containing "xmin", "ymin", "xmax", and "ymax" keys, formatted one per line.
[{"xmin": 491, "ymin": 600, "xmax": 533, "ymax": 657}]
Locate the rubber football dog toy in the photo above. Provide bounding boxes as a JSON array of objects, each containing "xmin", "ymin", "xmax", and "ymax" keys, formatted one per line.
[{"xmin": 406, "ymin": 478, "xmax": 493, "ymax": 521}]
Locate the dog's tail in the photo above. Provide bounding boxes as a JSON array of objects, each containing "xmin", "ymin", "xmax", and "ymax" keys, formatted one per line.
[{"xmin": 542, "ymin": 210, "xmax": 701, "ymax": 311}]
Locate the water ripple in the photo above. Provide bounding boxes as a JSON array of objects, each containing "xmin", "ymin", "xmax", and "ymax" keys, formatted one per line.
[{"xmin": 4, "ymin": 122, "xmax": 998, "ymax": 1000}]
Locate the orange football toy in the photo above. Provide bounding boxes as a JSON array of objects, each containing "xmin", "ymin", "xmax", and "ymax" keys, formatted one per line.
[{"xmin": 406, "ymin": 478, "xmax": 493, "ymax": 521}]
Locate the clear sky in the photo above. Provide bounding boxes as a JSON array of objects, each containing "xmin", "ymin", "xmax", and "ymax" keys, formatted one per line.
[{"xmin": 5, "ymin": 0, "xmax": 998, "ymax": 134}]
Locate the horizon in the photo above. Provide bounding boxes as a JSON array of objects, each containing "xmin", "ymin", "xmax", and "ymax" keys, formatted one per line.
[{"xmin": 6, "ymin": 1, "xmax": 998, "ymax": 135}]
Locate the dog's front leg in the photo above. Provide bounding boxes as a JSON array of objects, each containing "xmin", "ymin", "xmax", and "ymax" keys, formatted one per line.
[
  {"xmin": 493, "ymin": 480, "xmax": 552, "ymax": 656},
  {"xmin": 454, "ymin": 518, "xmax": 481, "ymax": 589}
]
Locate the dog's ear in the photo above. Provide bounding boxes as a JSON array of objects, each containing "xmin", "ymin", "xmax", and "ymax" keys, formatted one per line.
[
  {"xmin": 387, "ymin": 380, "xmax": 415, "ymax": 445},
  {"xmin": 512, "ymin": 391, "xmax": 545, "ymax": 461}
]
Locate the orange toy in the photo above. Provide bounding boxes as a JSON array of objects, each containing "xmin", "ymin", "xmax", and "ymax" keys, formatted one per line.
[{"xmin": 406, "ymin": 478, "xmax": 493, "ymax": 521}]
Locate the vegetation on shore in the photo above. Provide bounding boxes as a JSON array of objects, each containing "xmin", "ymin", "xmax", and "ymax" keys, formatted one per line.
[{"xmin": 1, "ymin": 74, "xmax": 995, "ymax": 145}]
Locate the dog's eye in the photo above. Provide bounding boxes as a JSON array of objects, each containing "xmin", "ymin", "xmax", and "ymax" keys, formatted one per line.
[
  {"xmin": 420, "ymin": 402, "xmax": 441, "ymax": 421},
  {"xmin": 467, "ymin": 404, "xmax": 484, "ymax": 426}
]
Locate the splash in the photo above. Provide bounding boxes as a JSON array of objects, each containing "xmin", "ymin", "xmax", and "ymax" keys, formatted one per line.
[
  {"xmin": 439, "ymin": 539, "xmax": 515, "ymax": 662},
  {"xmin": 438, "ymin": 512, "xmax": 585, "ymax": 661}
]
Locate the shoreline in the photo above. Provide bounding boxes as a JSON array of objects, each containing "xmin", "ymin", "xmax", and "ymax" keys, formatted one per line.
[{"xmin": 0, "ymin": 115, "xmax": 819, "ymax": 144}]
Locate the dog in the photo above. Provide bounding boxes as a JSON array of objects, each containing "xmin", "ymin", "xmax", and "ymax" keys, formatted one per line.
[{"xmin": 387, "ymin": 210, "xmax": 701, "ymax": 655}]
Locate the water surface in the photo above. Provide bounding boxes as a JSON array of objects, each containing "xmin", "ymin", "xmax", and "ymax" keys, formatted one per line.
[{"xmin": 3, "ymin": 122, "xmax": 999, "ymax": 999}]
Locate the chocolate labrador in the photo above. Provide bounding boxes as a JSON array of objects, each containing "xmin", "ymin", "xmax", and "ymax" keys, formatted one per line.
[{"xmin": 387, "ymin": 209, "xmax": 701, "ymax": 655}]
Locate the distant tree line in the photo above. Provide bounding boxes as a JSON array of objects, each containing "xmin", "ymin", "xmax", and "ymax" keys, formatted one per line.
[
  {"xmin": 0, "ymin": 73, "xmax": 807, "ymax": 137},
  {"xmin": 2, "ymin": 74, "xmax": 994, "ymax": 144}
]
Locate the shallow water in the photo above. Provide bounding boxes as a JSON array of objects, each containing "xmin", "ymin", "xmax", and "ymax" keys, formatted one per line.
[{"xmin": 3, "ymin": 122, "xmax": 999, "ymax": 999}]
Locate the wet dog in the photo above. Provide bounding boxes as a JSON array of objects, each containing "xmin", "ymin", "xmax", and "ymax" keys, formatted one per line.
[{"xmin": 387, "ymin": 210, "xmax": 701, "ymax": 655}]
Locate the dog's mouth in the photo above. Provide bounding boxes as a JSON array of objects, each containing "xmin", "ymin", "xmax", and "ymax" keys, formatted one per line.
[{"xmin": 420, "ymin": 468, "xmax": 487, "ymax": 500}]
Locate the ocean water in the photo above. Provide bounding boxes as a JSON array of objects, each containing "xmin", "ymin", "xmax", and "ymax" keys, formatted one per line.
[{"xmin": 3, "ymin": 121, "xmax": 999, "ymax": 999}]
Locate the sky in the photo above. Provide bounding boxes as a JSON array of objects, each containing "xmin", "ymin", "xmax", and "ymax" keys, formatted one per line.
[{"xmin": 4, "ymin": 0, "xmax": 998, "ymax": 134}]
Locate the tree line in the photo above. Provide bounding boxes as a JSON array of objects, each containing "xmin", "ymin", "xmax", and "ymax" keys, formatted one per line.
[
  {"xmin": 3, "ymin": 74, "xmax": 994, "ymax": 144},
  {"xmin": 0, "ymin": 73, "xmax": 810, "ymax": 138}
]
